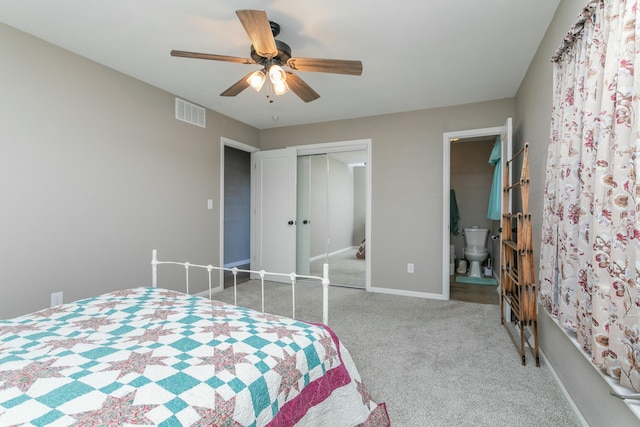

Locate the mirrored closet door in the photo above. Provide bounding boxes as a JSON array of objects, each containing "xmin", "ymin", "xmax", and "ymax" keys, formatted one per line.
[{"xmin": 296, "ymin": 152, "xmax": 366, "ymax": 288}]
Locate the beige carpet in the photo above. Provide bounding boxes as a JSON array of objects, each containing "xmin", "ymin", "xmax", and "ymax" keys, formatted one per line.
[{"xmin": 212, "ymin": 280, "xmax": 581, "ymax": 426}]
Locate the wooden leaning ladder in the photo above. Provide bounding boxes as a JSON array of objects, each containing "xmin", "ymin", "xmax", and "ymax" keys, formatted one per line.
[{"xmin": 500, "ymin": 142, "xmax": 539, "ymax": 366}]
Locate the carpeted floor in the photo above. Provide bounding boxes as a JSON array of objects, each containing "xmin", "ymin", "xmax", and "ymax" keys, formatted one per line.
[
  {"xmin": 212, "ymin": 281, "xmax": 581, "ymax": 426},
  {"xmin": 309, "ymin": 247, "xmax": 365, "ymax": 288}
]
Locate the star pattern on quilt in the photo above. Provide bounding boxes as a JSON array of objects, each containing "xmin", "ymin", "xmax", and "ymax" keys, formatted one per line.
[
  {"xmin": 71, "ymin": 391, "xmax": 157, "ymax": 426},
  {"xmin": 140, "ymin": 309, "xmax": 180, "ymax": 322},
  {"xmin": 209, "ymin": 300, "xmax": 225, "ymax": 307},
  {"xmin": 0, "ymin": 359, "xmax": 66, "ymax": 392},
  {"xmin": 72, "ymin": 316, "xmax": 115, "ymax": 330},
  {"xmin": 0, "ymin": 324, "xmax": 41, "ymax": 335},
  {"xmin": 259, "ymin": 313, "xmax": 284, "ymax": 323},
  {"xmin": 211, "ymin": 308, "xmax": 234, "ymax": 318},
  {"xmin": 356, "ymin": 378, "xmax": 373, "ymax": 409},
  {"xmin": 264, "ymin": 325, "xmax": 301, "ymax": 340},
  {"xmin": 102, "ymin": 351, "xmax": 168, "ymax": 379},
  {"xmin": 39, "ymin": 336, "xmax": 94, "ymax": 352},
  {"xmin": 156, "ymin": 300, "xmax": 177, "ymax": 307},
  {"xmin": 199, "ymin": 322, "xmax": 242, "ymax": 338},
  {"xmin": 126, "ymin": 325, "xmax": 174, "ymax": 344},
  {"xmin": 31, "ymin": 305, "xmax": 70, "ymax": 318},
  {"xmin": 95, "ymin": 301, "xmax": 120, "ymax": 311},
  {"xmin": 192, "ymin": 392, "xmax": 241, "ymax": 427},
  {"xmin": 110, "ymin": 289, "xmax": 140, "ymax": 298},
  {"xmin": 273, "ymin": 351, "xmax": 302, "ymax": 398},
  {"xmin": 318, "ymin": 334, "xmax": 338, "ymax": 367},
  {"xmin": 200, "ymin": 346, "xmax": 250, "ymax": 375},
  {"xmin": 155, "ymin": 290, "xmax": 184, "ymax": 299}
]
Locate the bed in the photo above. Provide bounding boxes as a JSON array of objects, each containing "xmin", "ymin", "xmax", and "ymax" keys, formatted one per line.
[{"xmin": 0, "ymin": 251, "xmax": 389, "ymax": 426}]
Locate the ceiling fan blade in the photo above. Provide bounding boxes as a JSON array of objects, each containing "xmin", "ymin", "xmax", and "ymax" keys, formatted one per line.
[
  {"xmin": 287, "ymin": 58, "xmax": 363, "ymax": 76},
  {"xmin": 171, "ymin": 50, "xmax": 255, "ymax": 64},
  {"xmin": 285, "ymin": 72, "xmax": 320, "ymax": 103},
  {"xmin": 236, "ymin": 10, "xmax": 277, "ymax": 58},
  {"xmin": 220, "ymin": 72, "xmax": 254, "ymax": 97}
]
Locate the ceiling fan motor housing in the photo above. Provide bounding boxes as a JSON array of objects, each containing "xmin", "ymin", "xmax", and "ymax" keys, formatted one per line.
[{"xmin": 251, "ymin": 39, "xmax": 291, "ymax": 65}]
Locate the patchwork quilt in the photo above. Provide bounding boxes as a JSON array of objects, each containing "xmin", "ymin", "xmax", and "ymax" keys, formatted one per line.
[{"xmin": 0, "ymin": 287, "xmax": 388, "ymax": 426}]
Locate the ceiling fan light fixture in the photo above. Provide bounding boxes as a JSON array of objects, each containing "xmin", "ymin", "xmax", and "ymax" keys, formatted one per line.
[
  {"xmin": 248, "ymin": 69, "xmax": 266, "ymax": 92},
  {"xmin": 268, "ymin": 64, "xmax": 287, "ymax": 85},
  {"xmin": 172, "ymin": 10, "xmax": 361, "ymax": 103},
  {"xmin": 273, "ymin": 80, "xmax": 289, "ymax": 96}
]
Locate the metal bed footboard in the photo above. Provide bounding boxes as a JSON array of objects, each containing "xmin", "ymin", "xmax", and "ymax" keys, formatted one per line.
[{"xmin": 151, "ymin": 249, "xmax": 331, "ymax": 325}]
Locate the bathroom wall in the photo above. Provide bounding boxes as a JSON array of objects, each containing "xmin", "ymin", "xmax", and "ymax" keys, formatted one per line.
[{"xmin": 450, "ymin": 138, "xmax": 498, "ymax": 265}]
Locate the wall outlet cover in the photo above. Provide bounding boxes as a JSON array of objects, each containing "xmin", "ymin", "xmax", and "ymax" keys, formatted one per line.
[{"xmin": 51, "ymin": 291, "xmax": 63, "ymax": 307}]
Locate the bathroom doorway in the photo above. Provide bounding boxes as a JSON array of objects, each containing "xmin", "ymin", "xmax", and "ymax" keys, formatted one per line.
[{"xmin": 442, "ymin": 119, "xmax": 512, "ymax": 301}]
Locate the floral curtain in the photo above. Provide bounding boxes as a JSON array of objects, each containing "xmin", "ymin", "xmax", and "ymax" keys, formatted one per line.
[{"xmin": 539, "ymin": 0, "xmax": 640, "ymax": 392}]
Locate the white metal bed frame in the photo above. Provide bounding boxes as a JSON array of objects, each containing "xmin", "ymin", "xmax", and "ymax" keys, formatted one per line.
[{"xmin": 151, "ymin": 249, "xmax": 331, "ymax": 325}]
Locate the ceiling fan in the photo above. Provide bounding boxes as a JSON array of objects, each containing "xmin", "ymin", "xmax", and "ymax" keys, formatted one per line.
[{"xmin": 170, "ymin": 9, "xmax": 363, "ymax": 103}]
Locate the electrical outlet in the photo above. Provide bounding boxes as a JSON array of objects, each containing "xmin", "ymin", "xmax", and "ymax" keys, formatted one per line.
[
  {"xmin": 407, "ymin": 263, "xmax": 414, "ymax": 273},
  {"xmin": 51, "ymin": 291, "xmax": 63, "ymax": 307}
]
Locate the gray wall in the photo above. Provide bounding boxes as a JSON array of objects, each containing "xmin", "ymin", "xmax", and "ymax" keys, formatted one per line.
[
  {"xmin": 0, "ymin": 23, "xmax": 259, "ymax": 318},
  {"xmin": 515, "ymin": 1, "xmax": 638, "ymax": 425},
  {"xmin": 260, "ymin": 99, "xmax": 514, "ymax": 295}
]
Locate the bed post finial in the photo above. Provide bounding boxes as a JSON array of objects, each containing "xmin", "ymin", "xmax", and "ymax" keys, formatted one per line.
[
  {"xmin": 152, "ymin": 249, "xmax": 158, "ymax": 287},
  {"xmin": 322, "ymin": 263, "xmax": 330, "ymax": 325}
]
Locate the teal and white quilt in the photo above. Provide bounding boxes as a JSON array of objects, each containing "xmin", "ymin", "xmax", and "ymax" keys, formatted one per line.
[{"xmin": 0, "ymin": 287, "xmax": 388, "ymax": 426}]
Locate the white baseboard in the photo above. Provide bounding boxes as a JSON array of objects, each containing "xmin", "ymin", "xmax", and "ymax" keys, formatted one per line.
[
  {"xmin": 367, "ymin": 285, "xmax": 448, "ymax": 300},
  {"xmin": 309, "ymin": 246, "xmax": 357, "ymax": 262},
  {"xmin": 223, "ymin": 259, "xmax": 250, "ymax": 268}
]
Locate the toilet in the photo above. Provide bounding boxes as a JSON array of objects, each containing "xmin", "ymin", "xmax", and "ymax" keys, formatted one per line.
[{"xmin": 463, "ymin": 227, "xmax": 489, "ymax": 278}]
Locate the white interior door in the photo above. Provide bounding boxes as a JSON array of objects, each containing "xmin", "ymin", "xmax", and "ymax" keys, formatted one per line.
[
  {"xmin": 501, "ymin": 118, "xmax": 513, "ymax": 217},
  {"xmin": 252, "ymin": 148, "xmax": 297, "ymax": 281},
  {"xmin": 500, "ymin": 118, "xmax": 513, "ymax": 319}
]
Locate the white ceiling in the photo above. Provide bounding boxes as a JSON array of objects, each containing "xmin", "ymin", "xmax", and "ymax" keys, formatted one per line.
[{"xmin": 0, "ymin": 0, "xmax": 561, "ymax": 130}]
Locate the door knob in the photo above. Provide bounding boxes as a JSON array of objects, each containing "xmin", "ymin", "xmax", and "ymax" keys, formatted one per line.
[
  {"xmin": 303, "ymin": 220, "xmax": 309, "ymax": 224},
  {"xmin": 288, "ymin": 220, "xmax": 295, "ymax": 225}
]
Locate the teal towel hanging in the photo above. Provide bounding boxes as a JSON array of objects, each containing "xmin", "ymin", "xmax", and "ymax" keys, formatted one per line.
[
  {"xmin": 450, "ymin": 189, "xmax": 460, "ymax": 234},
  {"xmin": 487, "ymin": 138, "xmax": 502, "ymax": 220}
]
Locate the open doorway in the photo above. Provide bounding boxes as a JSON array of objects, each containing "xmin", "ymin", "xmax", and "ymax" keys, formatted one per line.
[
  {"xmin": 442, "ymin": 119, "xmax": 512, "ymax": 302},
  {"xmin": 220, "ymin": 137, "xmax": 258, "ymax": 288}
]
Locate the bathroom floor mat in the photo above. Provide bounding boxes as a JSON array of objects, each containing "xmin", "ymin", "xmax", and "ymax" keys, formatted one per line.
[{"xmin": 455, "ymin": 276, "xmax": 497, "ymax": 286}]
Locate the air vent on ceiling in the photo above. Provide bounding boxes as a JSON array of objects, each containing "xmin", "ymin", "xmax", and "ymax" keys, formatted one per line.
[{"xmin": 175, "ymin": 98, "xmax": 206, "ymax": 128}]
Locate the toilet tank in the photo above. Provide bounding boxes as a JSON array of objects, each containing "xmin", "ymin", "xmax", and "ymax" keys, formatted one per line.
[{"xmin": 463, "ymin": 227, "xmax": 488, "ymax": 248}]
